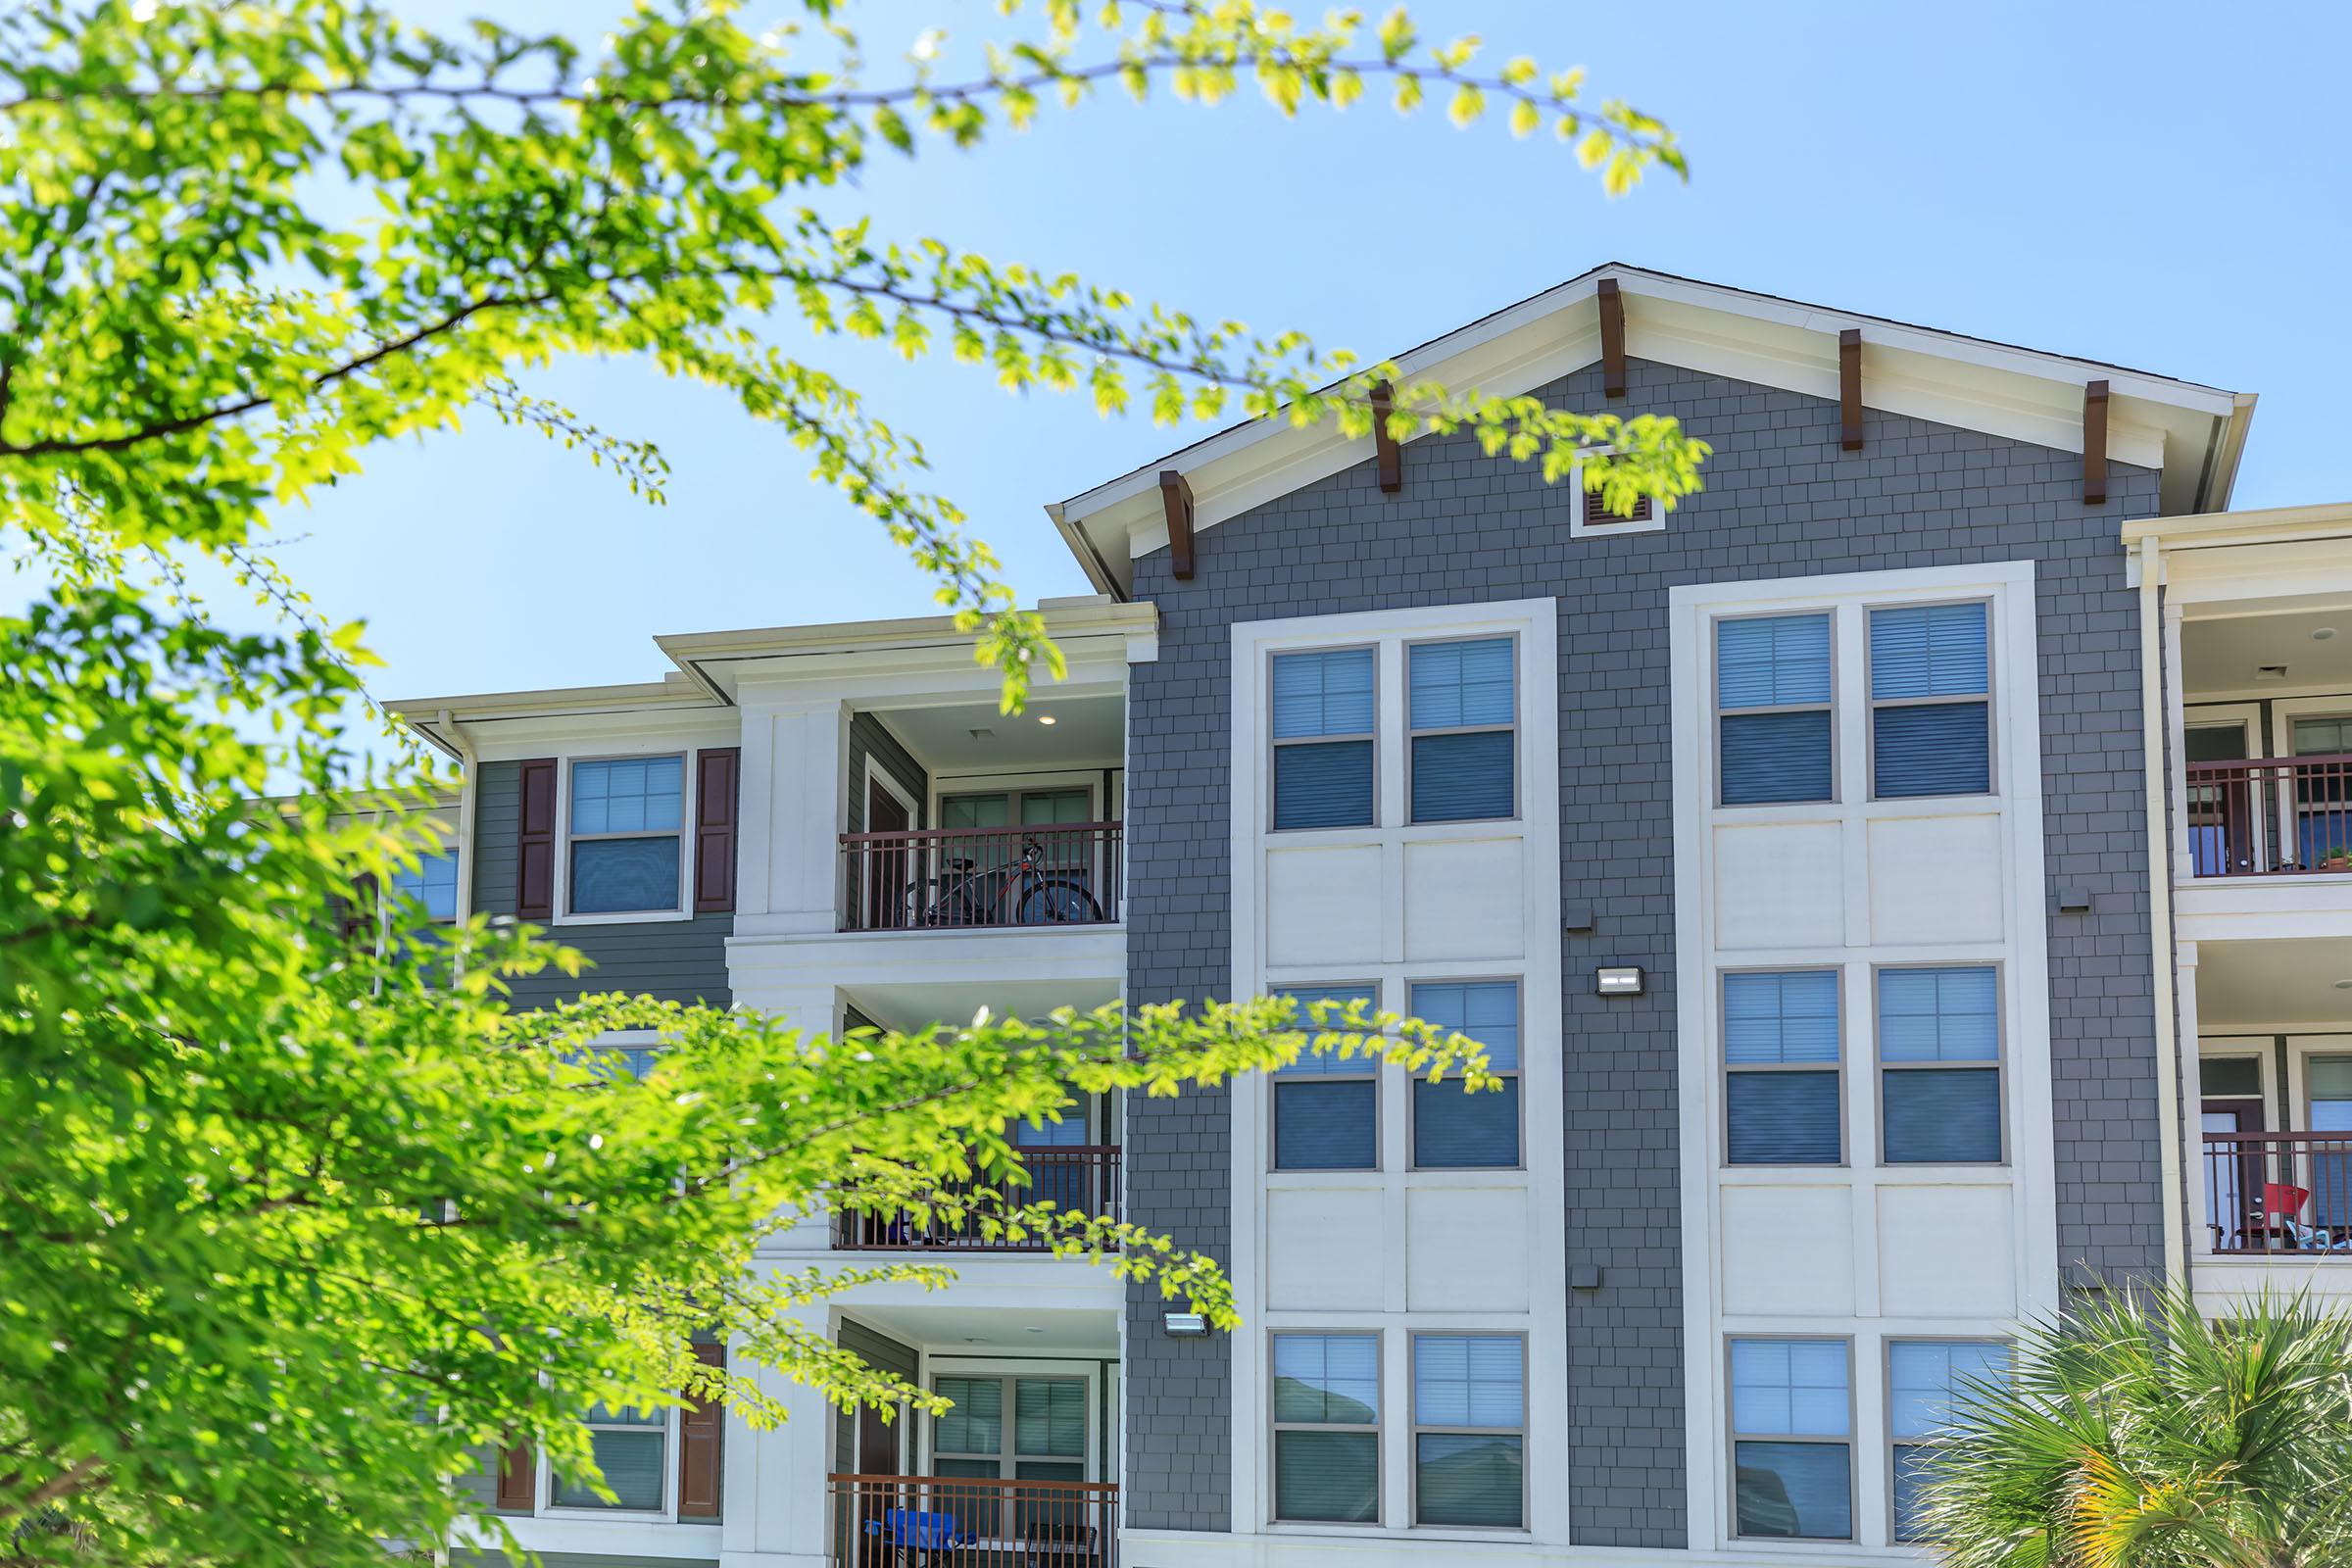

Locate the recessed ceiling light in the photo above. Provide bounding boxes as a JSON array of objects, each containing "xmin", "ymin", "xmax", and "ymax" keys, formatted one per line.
[
  {"xmin": 2315, "ymin": 627, "xmax": 2339, "ymax": 642},
  {"xmin": 1037, "ymin": 714, "xmax": 1057, "ymax": 725}
]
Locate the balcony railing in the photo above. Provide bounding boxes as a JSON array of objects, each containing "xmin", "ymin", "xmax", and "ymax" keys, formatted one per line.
[
  {"xmin": 2184, "ymin": 755, "xmax": 2352, "ymax": 877},
  {"xmin": 833, "ymin": 1147, "xmax": 1121, "ymax": 1251},
  {"xmin": 826, "ymin": 1473, "xmax": 1116, "ymax": 1568},
  {"xmin": 840, "ymin": 822, "xmax": 1123, "ymax": 932},
  {"xmin": 2202, "ymin": 1132, "xmax": 2352, "ymax": 1255}
]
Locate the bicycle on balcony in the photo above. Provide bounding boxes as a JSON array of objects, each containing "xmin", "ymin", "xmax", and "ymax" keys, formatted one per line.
[{"xmin": 906, "ymin": 835, "xmax": 1104, "ymax": 928}]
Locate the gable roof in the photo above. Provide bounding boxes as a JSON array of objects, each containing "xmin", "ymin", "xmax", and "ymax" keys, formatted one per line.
[{"xmin": 1047, "ymin": 263, "xmax": 2257, "ymax": 597}]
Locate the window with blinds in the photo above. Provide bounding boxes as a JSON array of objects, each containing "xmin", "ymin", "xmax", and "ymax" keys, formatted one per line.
[
  {"xmin": 1411, "ymin": 1335, "xmax": 1525, "ymax": 1528},
  {"xmin": 1407, "ymin": 637, "xmax": 1516, "ymax": 823},
  {"xmin": 548, "ymin": 1401, "xmax": 667, "ymax": 1512},
  {"xmin": 1730, "ymin": 1339, "xmax": 1853, "ymax": 1541},
  {"xmin": 1879, "ymin": 968, "xmax": 2002, "ymax": 1164},
  {"xmin": 1271, "ymin": 649, "xmax": 1376, "ymax": 830},
  {"xmin": 391, "ymin": 848, "xmax": 460, "ymax": 921},
  {"xmin": 1717, "ymin": 614, "xmax": 1834, "ymax": 806},
  {"xmin": 1724, "ymin": 971, "xmax": 1841, "ymax": 1165},
  {"xmin": 931, "ymin": 1375, "xmax": 1087, "ymax": 1482},
  {"xmin": 1271, "ymin": 1334, "xmax": 1380, "ymax": 1523},
  {"xmin": 1890, "ymin": 1341, "xmax": 2009, "ymax": 1542},
  {"xmin": 1869, "ymin": 603, "xmax": 1991, "ymax": 799},
  {"xmin": 568, "ymin": 755, "xmax": 685, "ymax": 914},
  {"xmin": 1408, "ymin": 981, "xmax": 1520, "ymax": 1169},
  {"xmin": 1274, "ymin": 985, "xmax": 1381, "ymax": 1171}
]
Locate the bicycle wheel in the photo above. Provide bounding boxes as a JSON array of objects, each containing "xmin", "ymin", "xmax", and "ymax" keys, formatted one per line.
[{"xmin": 1016, "ymin": 877, "xmax": 1103, "ymax": 925}]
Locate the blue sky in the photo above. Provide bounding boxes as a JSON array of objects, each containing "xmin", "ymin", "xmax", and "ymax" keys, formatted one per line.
[{"xmin": 93, "ymin": 1, "xmax": 2352, "ymax": 705}]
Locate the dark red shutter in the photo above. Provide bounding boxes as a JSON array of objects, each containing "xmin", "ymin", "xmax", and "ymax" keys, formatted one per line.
[
  {"xmin": 495, "ymin": 1437, "xmax": 536, "ymax": 1512},
  {"xmin": 676, "ymin": 1341, "xmax": 725, "ymax": 1519},
  {"xmin": 515, "ymin": 759, "xmax": 558, "ymax": 921},
  {"xmin": 693, "ymin": 748, "xmax": 740, "ymax": 914}
]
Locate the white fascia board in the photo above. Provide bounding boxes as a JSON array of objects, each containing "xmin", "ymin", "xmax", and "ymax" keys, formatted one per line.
[{"xmin": 465, "ymin": 705, "xmax": 745, "ymax": 765}]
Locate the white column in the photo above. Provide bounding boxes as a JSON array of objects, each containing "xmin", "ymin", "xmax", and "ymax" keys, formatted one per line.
[
  {"xmin": 2179, "ymin": 943, "xmax": 2212, "ymax": 1260},
  {"xmin": 720, "ymin": 1306, "xmax": 836, "ymax": 1568},
  {"xmin": 734, "ymin": 697, "xmax": 851, "ymax": 938}
]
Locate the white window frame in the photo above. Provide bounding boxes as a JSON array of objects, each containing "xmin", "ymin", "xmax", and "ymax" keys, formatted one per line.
[
  {"xmin": 1874, "ymin": 962, "xmax": 2007, "ymax": 1168},
  {"xmin": 556, "ymin": 750, "xmax": 696, "ymax": 926},
  {"xmin": 1404, "ymin": 633, "xmax": 1521, "ymax": 826},
  {"xmin": 1268, "ymin": 1331, "xmax": 1385, "ymax": 1528},
  {"xmin": 1712, "ymin": 610, "xmax": 1838, "ymax": 808},
  {"xmin": 1567, "ymin": 450, "xmax": 1664, "ymax": 539},
  {"xmin": 538, "ymin": 1402, "xmax": 678, "ymax": 1520},
  {"xmin": 1407, "ymin": 1332, "xmax": 1529, "ymax": 1532},
  {"xmin": 1270, "ymin": 982, "xmax": 1383, "ymax": 1174},
  {"xmin": 389, "ymin": 845, "xmax": 462, "ymax": 924},
  {"xmin": 1720, "ymin": 967, "xmax": 1846, "ymax": 1169},
  {"xmin": 1864, "ymin": 596, "xmax": 1998, "ymax": 803},
  {"xmin": 1406, "ymin": 976, "xmax": 1525, "ymax": 1173},
  {"xmin": 1885, "ymin": 1337, "xmax": 2009, "ymax": 1544},
  {"xmin": 1725, "ymin": 1335, "xmax": 1856, "ymax": 1544},
  {"xmin": 923, "ymin": 1368, "xmax": 1097, "ymax": 1483},
  {"xmin": 1266, "ymin": 644, "xmax": 1380, "ymax": 834}
]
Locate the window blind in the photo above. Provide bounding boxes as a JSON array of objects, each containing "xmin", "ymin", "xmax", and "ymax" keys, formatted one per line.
[
  {"xmin": 1881, "ymin": 967, "xmax": 2001, "ymax": 1164},
  {"xmin": 1409, "ymin": 982, "xmax": 1520, "ymax": 1169},
  {"xmin": 1870, "ymin": 604, "xmax": 1990, "ymax": 799},
  {"xmin": 1725, "ymin": 971, "xmax": 1840, "ymax": 1165},
  {"xmin": 1718, "ymin": 614, "xmax": 1833, "ymax": 806}
]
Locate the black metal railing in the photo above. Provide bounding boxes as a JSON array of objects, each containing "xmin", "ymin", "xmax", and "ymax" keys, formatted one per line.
[
  {"xmin": 2184, "ymin": 755, "xmax": 2352, "ymax": 877},
  {"xmin": 2202, "ymin": 1132, "xmax": 2352, "ymax": 1255},
  {"xmin": 826, "ymin": 1473, "xmax": 1115, "ymax": 1568},
  {"xmin": 833, "ymin": 1147, "xmax": 1121, "ymax": 1252},
  {"xmin": 840, "ymin": 823, "xmax": 1123, "ymax": 931}
]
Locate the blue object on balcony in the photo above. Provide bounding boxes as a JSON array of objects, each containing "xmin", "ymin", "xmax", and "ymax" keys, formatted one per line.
[{"xmin": 867, "ymin": 1508, "xmax": 970, "ymax": 1549}]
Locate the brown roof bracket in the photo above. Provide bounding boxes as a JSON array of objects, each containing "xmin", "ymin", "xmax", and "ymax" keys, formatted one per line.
[
  {"xmin": 1838, "ymin": 329, "xmax": 1864, "ymax": 451},
  {"xmin": 1597, "ymin": 278, "xmax": 1628, "ymax": 399},
  {"xmin": 1159, "ymin": 468, "xmax": 1197, "ymax": 580},
  {"xmin": 1369, "ymin": 380, "xmax": 1403, "ymax": 494},
  {"xmin": 2082, "ymin": 379, "xmax": 2110, "ymax": 506}
]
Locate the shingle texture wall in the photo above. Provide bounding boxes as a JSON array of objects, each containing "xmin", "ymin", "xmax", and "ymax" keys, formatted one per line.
[
  {"xmin": 471, "ymin": 759, "xmax": 732, "ymax": 1008},
  {"xmin": 1122, "ymin": 358, "xmax": 2166, "ymax": 1545}
]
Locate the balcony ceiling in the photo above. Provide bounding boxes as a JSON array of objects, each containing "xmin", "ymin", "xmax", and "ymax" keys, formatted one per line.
[
  {"xmin": 845, "ymin": 1304, "xmax": 1118, "ymax": 1356},
  {"xmin": 2185, "ymin": 606, "xmax": 2352, "ymax": 700},
  {"xmin": 2198, "ymin": 937, "xmax": 2352, "ymax": 1029},
  {"xmin": 877, "ymin": 693, "xmax": 1124, "ymax": 775}
]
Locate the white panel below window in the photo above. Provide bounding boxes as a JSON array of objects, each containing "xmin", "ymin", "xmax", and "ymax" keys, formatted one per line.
[
  {"xmin": 1868, "ymin": 813, "xmax": 2007, "ymax": 946},
  {"xmin": 1720, "ymin": 1186, "xmax": 1856, "ymax": 1316},
  {"xmin": 1407, "ymin": 1186, "xmax": 1531, "ymax": 1311},
  {"xmin": 1712, "ymin": 823, "xmax": 1845, "ymax": 951},
  {"xmin": 1266, "ymin": 1189, "xmax": 1388, "ymax": 1312},
  {"xmin": 1264, "ymin": 844, "xmax": 1384, "ymax": 968},
  {"xmin": 1877, "ymin": 1186, "xmax": 2017, "ymax": 1317},
  {"xmin": 1401, "ymin": 836, "xmax": 1528, "ymax": 962}
]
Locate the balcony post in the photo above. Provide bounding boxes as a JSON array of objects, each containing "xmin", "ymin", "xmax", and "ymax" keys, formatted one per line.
[
  {"xmin": 2180, "ymin": 943, "xmax": 2215, "ymax": 1255},
  {"xmin": 734, "ymin": 692, "xmax": 852, "ymax": 936},
  {"xmin": 2138, "ymin": 532, "xmax": 2188, "ymax": 1284}
]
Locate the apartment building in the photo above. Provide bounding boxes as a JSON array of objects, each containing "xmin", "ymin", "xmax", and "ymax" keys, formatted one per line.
[{"xmin": 387, "ymin": 265, "xmax": 2351, "ymax": 1568}]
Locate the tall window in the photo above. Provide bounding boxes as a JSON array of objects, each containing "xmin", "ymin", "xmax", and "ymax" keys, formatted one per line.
[
  {"xmin": 1889, "ymin": 1341, "xmax": 2009, "ymax": 1542},
  {"xmin": 1879, "ymin": 968, "xmax": 2003, "ymax": 1164},
  {"xmin": 1724, "ymin": 971, "xmax": 1841, "ymax": 1165},
  {"xmin": 1271, "ymin": 1334, "xmax": 1380, "ymax": 1523},
  {"xmin": 1411, "ymin": 1336, "xmax": 1525, "ymax": 1529},
  {"xmin": 1271, "ymin": 649, "xmax": 1376, "ymax": 830},
  {"xmin": 2288, "ymin": 716, "xmax": 2352, "ymax": 865},
  {"xmin": 2307, "ymin": 1056, "xmax": 2352, "ymax": 1231},
  {"xmin": 1729, "ymin": 1339, "xmax": 1852, "ymax": 1541},
  {"xmin": 1407, "ymin": 637, "xmax": 1516, "ymax": 823},
  {"xmin": 1869, "ymin": 603, "xmax": 1991, "ymax": 799},
  {"xmin": 1274, "ymin": 985, "xmax": 1380, "ymax": 1172},
  {"xmin": 391, "ymin": 848, "xmax": 459, "ymax": 921},
  {"xmin": 1717, "ymin": 614, "xmax": 1833, "ymax": 805},
  {"xmin": 549, "ymin": 1401, "xmax": 666, "ymax": 1511},
  {"xmin": 1408, "ymin": 981, "xmax": 1520, "ymax": 1169},
  {"xmin": 568, "ymin": 756, "xmax": 684, "ymax": 914}
]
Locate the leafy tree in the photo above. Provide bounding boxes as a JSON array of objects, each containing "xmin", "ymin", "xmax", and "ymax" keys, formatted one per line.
[
  {"xmin": 1920, "ymin": 1285, "xmax": 2352, "ymax": 1568},
  {"xmin": 0, "ymin": 2, "xmax": 1704, "ymax": 1564}
]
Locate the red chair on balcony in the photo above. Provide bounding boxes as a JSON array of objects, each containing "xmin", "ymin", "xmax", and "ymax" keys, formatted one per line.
[{"xmin": 2258, "ymin": 1182, "xmax": 2352, "ymax": 1253}]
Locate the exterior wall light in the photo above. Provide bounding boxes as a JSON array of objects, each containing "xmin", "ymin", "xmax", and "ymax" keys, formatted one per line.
[
  {"xmin": 1594, "ymin": 967, "xmax": 1645, "ymax": 998},
  {"xmin": 1161, "ymin": 1311, "xmax": 1208, "ymax": 1338}
]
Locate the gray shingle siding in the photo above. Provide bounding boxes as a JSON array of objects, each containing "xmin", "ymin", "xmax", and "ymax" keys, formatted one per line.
[
  {"xmin": 1122, "ymin": 357, "xmax": 2164, "ymax": 1545},
  {"xmin": 471, "ymin": 759, "xmax": 732, "ymax": 1008}
]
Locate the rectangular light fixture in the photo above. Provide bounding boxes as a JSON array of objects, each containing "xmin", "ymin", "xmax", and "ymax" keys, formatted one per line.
[
  {"xmin": 1162, "ymin": 1311, "xmax": 1208, "ymax": 1338},
  {"xmin": 1594, "ymin": 966, "xmax": 1644, "ymax": 998}
]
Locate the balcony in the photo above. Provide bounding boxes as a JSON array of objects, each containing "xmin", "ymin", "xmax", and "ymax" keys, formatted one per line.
[
  {"xmin": 840, "ymin": 822, "xmax": 1124, "ymax": 933},
  {"xmin": 2185, "ymin": 755, "xmax": 2352, "ymax": 878},
  {"xmin": 826, "ymin": 1473, "xmax": 1117, "ymax": 1568},
  {"xmin": 2200, "ymin": 1131, "xmax": 2352, "ymax": 1256},
  {"xmin": 833, "ymin": 1146, "xmax": 1123, "ymax": 1252}
]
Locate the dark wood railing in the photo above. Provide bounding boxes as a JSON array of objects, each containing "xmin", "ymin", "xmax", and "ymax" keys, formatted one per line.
[
  {"xmin": 2184, "ymin": 755, "xmax": 2352, "ymax": 877},
  {"xmin": 833, "ymin": 1147, "xmax": 1121, "ymax": 1252},
  {"xmin": 2203, "ymin": 1132, "xmax": 2352, "ymax": 1255},
  {"xmin": 840, "ymin": 822, "xmax": 1123, "ymax": 931},
  {"xmin": 827, "ymin": 1473, "xmax": 1116, "ymax": 1568}
]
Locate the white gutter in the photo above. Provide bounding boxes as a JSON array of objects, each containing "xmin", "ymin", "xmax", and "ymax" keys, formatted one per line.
[
  {"xmin": 2137, "ymin": 537, "xmax": 2187, "ymax": 1287},
  {"xmin": 440, "ymin": 708, "xmax": 480, "ymax": 985}
]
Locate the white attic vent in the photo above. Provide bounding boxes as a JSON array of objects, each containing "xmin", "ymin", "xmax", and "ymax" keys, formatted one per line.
[{"xmin": 2255, "ymin": 665, "xmax": 2289, "ymax": 682}]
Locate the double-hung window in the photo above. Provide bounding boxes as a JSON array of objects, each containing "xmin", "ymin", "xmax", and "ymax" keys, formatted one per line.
[
  {"xmin": 1879, "ymin": 967, "xmax": 2003, "ymax": 1164},
  {"xmin": 1730, "ymin": 1339, "xmax": 1852, "ymax": 1541},
  {"xmin": 1889, "ymin": 1341, "xmax": 2009, "ymax": 1542},
  {"xmin": 1407, "ymin": 637, "xmax": 1515, "ymax": 823},
  {"xmin": 1271, "ymin": 649, "xmax": 1376, "ymax": 830},
  {"xmin": 1869, "ymin": 603, "xmax": 1991, "ymax": 798},
  {"xmin": 568, "ymin": 756, "xmax": 685, "ymax": 914},
  {"xmin": 1724, "ymin": 971, "xmax": 1841, "ymax": 1165},
  {"xmin": 549, "ymin": 1401, "xmax": 666, "ymax": 1511},
  {"xmin": 1408, "ymin": 980, "xmax": 1520, "ymax": 1169},
  {"xmin": 1411, "ymin": 1335, "xmax": 1525, "ymax": 1528},
  {"xmin": 1274, "ymin": 985, "xmax": 1380, "ymax": 1172},
  {"xmin": 1716, "ymin": 614, "xmax": 1834, "ymax": 805},
  {"xmin": 932, "ymin": 1375, "xmax": 1087, "ymax": 1482},
  {"xmin": 1271, "ymin": 1333, "xmax": 1380, "ymax": 1523},
  {"xmin": 391, "ymin": 848, "xmax": 460, "ymax": 921}
]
